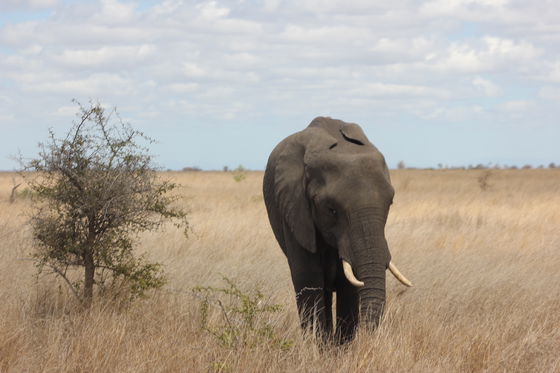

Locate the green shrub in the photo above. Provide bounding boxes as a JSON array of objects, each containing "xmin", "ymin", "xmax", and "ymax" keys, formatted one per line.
[
  {"xmin": 193, "ymin": 276, "xmax": 293, "ymax": 351},
  {"xmin": 232, "ymin": 165, "xmax": 247, "ymax": 182}
]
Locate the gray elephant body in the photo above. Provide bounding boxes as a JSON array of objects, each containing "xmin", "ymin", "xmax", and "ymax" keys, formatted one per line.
[{"xmin": 263, "ymin": 117, "xmax": 396, "ymax": 343}]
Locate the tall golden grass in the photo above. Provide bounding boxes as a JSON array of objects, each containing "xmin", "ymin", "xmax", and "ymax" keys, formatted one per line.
[{"xmin": 1, "ymin": 169, "xmax": 559, "ymax": 372}]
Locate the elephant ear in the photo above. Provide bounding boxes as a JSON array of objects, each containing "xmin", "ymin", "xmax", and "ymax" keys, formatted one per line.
[
  {"xmin": 340, "ymin": 123, "xmax": 372, "ymax": 146},
  {"xmin": 274, "ymin": 128, "xmax": 337, "ymax": 253}
]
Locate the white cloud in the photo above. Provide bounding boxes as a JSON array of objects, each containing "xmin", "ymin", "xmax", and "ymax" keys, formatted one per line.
[
  {"xmin": 20, "ymin": 44, "xmax": 43, "ymax": 55},
  {"xmin": 0, "ymin": 113, "xmax": 15, "ymax": 121},
  {"xmin": 420, "ymin": 0, "xmax": 514, "ymax": 22},
  {"xmin": 436, "ymin": 43, "xmax": 488, "ymax": 73},
  {"xmin": 420, "ymin": 105, "xmax": 485, "ymax": 122},
  {"xmin": 24, "ymin": 73, "xmax": 133, "ymax": 95},
  {"xmin": 223, "ymin": 52, "xmax": 259, "ymax": 67},
  {"xmin": 545, "ymin": 61, "xmax": 560, "ymax": 83},
  {"xmin": 200, "ymin": 86, "xmax": 235, "ymax": 98},
  {"xmin": 356, "ymin": 83, "xmax": 448, "ymax": 98},
  {"xmin": 53, "ymin": 104, "xmax": 79, "ymax": 117},
  {"xmin": 263, "ymin": 0, "xmax": 281, "ymax": 11},
  {"xmin": 499, "ymin": 100, "xmax": 535, "ymax": 113},
  {"xmin": 196, "ymin": 1, "xmax": 230, "ymax": 19},
  {"xmin": 166, "ymin": 83, "xmax": 199, "ymax": 93},
  {"xmin": 428, "ymin": 37, "xmax": 541, "ymax": 74},
  {"xmin": 0, "ymin": 0, "xmax": 58, "ymax": 10},
  {"xmin": 371, "ymin": 37, "xmax": 435, "ymax": 56},
  {"xmin": 94, "ymin": 0, "xmax": 135, "ymax": 23},
  {"xmin": 484, "ymin": 37, "xmax": 541, "ymax": 61},
  {"xmin": 422, "ymin": 0, "xmax": 509, "ymax": 14},
  {"xmin": 539, "ymin": 86, "xmax": 560, "ymax": 101},
  {"xmin": 0, "ymin": 1, "xmax": 558, "ymax": 136},
  {"xmin": 293, "ymin": 0, "xmax": 404, "ymax": 15},
  {"xmin": 53, "ymin": 45, "xmax": 156, "ymax": 68},
  {"xmin": 151, "ymin": 0, "xmax": 184, "ymax": 16},
  {"xmin": 182, "ymin": 63, "xmax": 208, "ymax": 79},
  {"xmin": 31, "ymin": 0, "xmax": 58, "ymax": 6},
  {"xmin": 0, "ymin": 21, "xmax": 38, "ymax": 45},
  {"xmin": 472, "ymin": 76, "xmax": 501, "ymax": 96},
  {"xmin": 280, "ymin": 25, "xmax": 371, "ymax": 43}
]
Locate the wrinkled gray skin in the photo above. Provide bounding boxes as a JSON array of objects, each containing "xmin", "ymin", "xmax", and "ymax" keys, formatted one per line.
[{"xmin": 263, "ymin": 117, "xmax": 394, "ymax": 343}]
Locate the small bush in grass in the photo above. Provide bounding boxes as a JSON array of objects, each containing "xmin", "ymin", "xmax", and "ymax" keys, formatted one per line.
[
  {"xmin": 232, "ymin": 165, "xmax": 247, "ymax": 182},
  {"xmin": 193, "ymin": 276, "xmax": 293, "ymax": 351},
  {"xmin": 477, "ymin": 170, "xmax": 493, "ymax": 191}
]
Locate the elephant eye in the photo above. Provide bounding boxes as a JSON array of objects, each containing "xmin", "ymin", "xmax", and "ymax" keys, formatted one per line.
[{"xmin": 328, "ymin": 207, "xmax": 337, "ymax": 216}]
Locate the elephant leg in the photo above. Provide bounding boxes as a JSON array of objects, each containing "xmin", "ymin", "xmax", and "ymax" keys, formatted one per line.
[
  {"xmin": 295, "ymin": 286, "xmax": 333, "ymax": 341},
  {"xmin": 283, "ymin": 226, "xmax": 332, "ymax": 340},
  {"xmin": 292, "ymin": 272, "xmax": 335, "ymax": 343},
  {"xmin": 288, "ymin": 257, "xmax": 332, "ymax": 339},
  {"xmin": 324, "ymin": 289, "xmax": 333, "ymax": 338},
  {"xmin": 335, "ymin": 266, "xmax": 360, "ymax": 344}
]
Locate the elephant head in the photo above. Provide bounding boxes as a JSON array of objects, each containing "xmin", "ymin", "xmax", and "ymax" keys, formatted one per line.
[{"xmin": 263, "ymin": 117, "xmax": 411, "ymax": 340}]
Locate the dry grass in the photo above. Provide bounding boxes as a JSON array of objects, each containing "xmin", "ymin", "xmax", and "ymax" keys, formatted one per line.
[{"xmin": 1, "ymin": 169, "xmax": 559, "ymax": 372}]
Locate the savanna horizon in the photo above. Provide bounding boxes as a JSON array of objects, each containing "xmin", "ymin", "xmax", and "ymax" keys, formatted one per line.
[{"xmin": 1, "ymin": 169, "xmax": 559, "ymax": 372}]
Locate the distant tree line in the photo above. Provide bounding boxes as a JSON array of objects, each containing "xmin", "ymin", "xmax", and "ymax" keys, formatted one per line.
[
  {"xmin": 177, "ymin": 162, "xmax": 559, "ymax": 172},
  {"xmin": 395, "ymin": 161, "xmax": 558, "ymax": 170}
]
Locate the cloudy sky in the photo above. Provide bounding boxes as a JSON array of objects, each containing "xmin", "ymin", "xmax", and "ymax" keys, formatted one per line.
[{"xmin": 1, "ymin": 0, "xmax": 559, "ymax": 170}]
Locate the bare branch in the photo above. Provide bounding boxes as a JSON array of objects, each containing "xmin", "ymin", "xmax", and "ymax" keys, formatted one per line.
[
  {"xmin": 45, "ymin": 262, "xmax": 82, "ymax": 302},
  {"xmin": 9, "ymin": 177, "xmax": 21, "ymax": 203}
]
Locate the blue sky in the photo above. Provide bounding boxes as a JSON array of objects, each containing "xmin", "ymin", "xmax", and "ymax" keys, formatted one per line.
[{"xmin": 1, "ymin": 0, "xmax": 559, "ymax": 170}]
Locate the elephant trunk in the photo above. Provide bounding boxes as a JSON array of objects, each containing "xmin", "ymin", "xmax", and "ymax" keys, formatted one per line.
[
  {"xmin": 356, "ymin": 260, "xmax": 387, "ymax": 325},
  {"xmin": 348, "ymin": 207, "xmax": 391, "ymax": 327}
]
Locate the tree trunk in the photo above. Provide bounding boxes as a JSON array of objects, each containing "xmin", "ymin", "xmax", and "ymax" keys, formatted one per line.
[
  {"xmin": 83, "ymin": 215, "xmax": 96, "ymax": 307},
  {"xmin": 83, "ymin": 247, "xmax": 94, "ymax": 307}
]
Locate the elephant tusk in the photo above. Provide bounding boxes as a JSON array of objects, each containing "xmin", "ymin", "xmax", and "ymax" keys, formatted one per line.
[
  {"xmin": 388, "ymin": 261, "xmax": 413, "ymax": 287},
  {"xmin": 342, "ymin": 260, "xmax": 365, "ymax": 288}
]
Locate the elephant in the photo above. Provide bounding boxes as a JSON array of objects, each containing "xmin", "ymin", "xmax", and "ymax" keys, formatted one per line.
[{"xmin": 263, "ymin": 116, "xmax": 412, "ymax": 343}]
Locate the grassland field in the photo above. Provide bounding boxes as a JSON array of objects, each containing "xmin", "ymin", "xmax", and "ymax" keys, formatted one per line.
[{"xmin": 0, "ymin": 169, "xmax": 559, "ymax": 372}]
